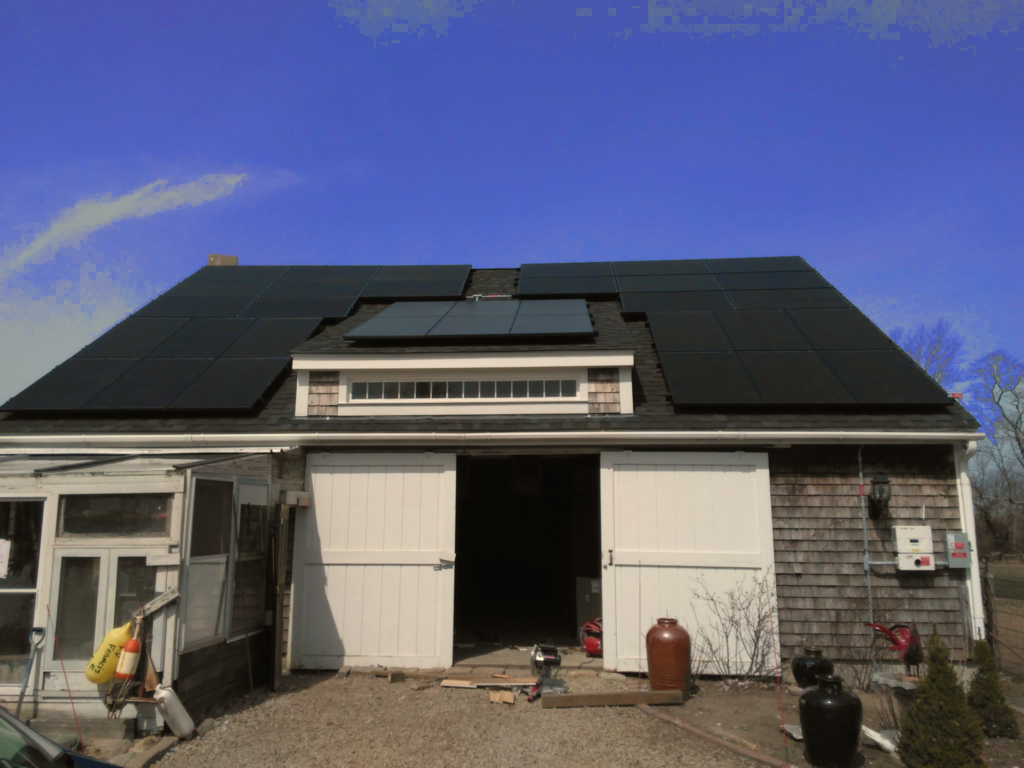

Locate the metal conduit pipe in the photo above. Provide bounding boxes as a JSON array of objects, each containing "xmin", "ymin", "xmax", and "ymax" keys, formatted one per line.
[{"xmin": 857, "ymin": 445, "xmax": 877, "ymax": 676}]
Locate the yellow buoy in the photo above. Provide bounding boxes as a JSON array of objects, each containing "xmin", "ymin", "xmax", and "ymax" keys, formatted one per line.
[{"xmin": 85, "ymin": 621, "xmax": 133, "ymax": 684}]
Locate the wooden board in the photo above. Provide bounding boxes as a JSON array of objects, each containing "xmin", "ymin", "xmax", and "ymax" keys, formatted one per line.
[
  {"xmin": 489, "ymin": 690, "xmax": 516, "ymax": 705},
  {"xmin": 541, "ymin": 690, "xmax": 683, "ymax": 708},
  {"xmin": 441, "ymin": 677, "xmax": 537, "ymax": 689}
]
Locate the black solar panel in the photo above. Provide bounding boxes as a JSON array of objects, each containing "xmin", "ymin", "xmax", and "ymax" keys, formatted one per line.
[
  {"xmin": 820, "ymin": 351, "xmax": 950, "ymax": 404},
  {"xmin": 345, "ymin": 316, "xmax": 442, "ymax": 339},
  {"xmin": 374, "ymin": 301, "xmax": 456, "ymax": 318},
  {"xmin": 616, "ymin": 274, "xmax": 721, "ymax": 293},
  {"xmin": 1, "ymin": 358, "xmax": 140, "ymax": 411},
  {"xmin": 707, "ymin": 256, "xmax": 812, "ymax": 273},
  {"xmin": 240, "ymin": 297, "xmax": 358, "ymax": 318},
  {"xmin": 360, "ymin": 279, "xmax": 467, "ymax": 299},
  {"xmin": 515, "ymin": 276, "xmax": 618, "ymax": 297},
  {"xmin": 75, "ymin": 318, "xmax": 189, "ymax": 359},
  {"xmin": 509, "ymin": 314, "xmax": 594, "ymax": 335},
  {"xmin": 147, "ymin": 319, "xmax": 256, "ymax": 358},
  {"xmin": 82, "ymin": 358, "xmax": 215, "ymax": 410},
  {"xmin": 516, "ymin": 299, "xmax": 589, "ymax": 315},
  {"xmin": 612, "ymin": 259, "xmax": 711, "ymax": 276},
  {"xmin": 374, "ymin": 265, "xmax": 471, "ymax": 281},
  {"xmin": 786, "ymin": 309, "xmax": 895, "ymax": 350},
  {"xmin": 276, "ymin": 266, "xmax": 380, "ymax": 281},
  {"xmin": 431, "ymin": 316, "xmax": 515, "ymax": 336},
  {"xmin": 519, "ymin": 262, "xmax": 614, "ymax": 279},
  {"xmin": 716, "ymin": 271, "xmax": 830, "ymax": 291},
  {"xmin": 727, "ymin": 289, "xmax": 851, "ymax": 310},
  {"xmin": 647, "ymin": 312, "xmax": 733, "ymax": 352},
  {"xmin": 659, "ymin": 352, "xmax": 763, "ymax": 404},
  {"xmin": 620, "ymin": 291, "xmax": 734, "ymax": 313},
  {"xmin": 163, "ymin": 279, "xmax": 277, "ymax": 299},
  {"xmin": 169, "ymin": 358, "xmax": 289, "ymax": 409},
  {"xmin": 446, "ymin": 301, "xmax": 520, "ymax": 317},
  {"xmin": 715, "ymin": 311, "xmax": 812, "ymax": 351},
  {"xmin": 260, "ymin": 279, "xmax": 371, "ymax": 299},
  {"xmin": 222, "ymin": 318, "xmax": 322, "ymax": 358},
  {"xmin": 134, "ymin": 297, "xmax": 256, "ymax": 318},
  {"xmin": 739, "ymin": 352, "xmax": 854, "ymax": 404},
  {"xmin": 182, "ymin": 266, "xmax": 291, "ymax": 282}
]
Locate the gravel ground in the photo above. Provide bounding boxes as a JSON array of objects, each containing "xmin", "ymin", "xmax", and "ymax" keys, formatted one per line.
[{"xmin": 155, "ymin": 672, "xmax": 760, "ymax": 768}]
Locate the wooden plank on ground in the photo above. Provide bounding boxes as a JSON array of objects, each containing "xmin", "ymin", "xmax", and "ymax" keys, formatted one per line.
[
  {"xmin": 441, "ymin": 677, "xmax": 537, "ymax": 689},
  {"xmin": 489, "ymin": 690, "xmax": 516, "ymax": 705},
  {"xmin": 541, "ymin": 691, "xmax": 683, "ymax": 709}
]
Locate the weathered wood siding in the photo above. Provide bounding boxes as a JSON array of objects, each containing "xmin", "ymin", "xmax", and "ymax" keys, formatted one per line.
[
  {"xmin": 308, "ymin": 372, "xmax": 340, "ymax": 416},
  {"xmin": 176, "ymin": 631, "xmax": 273, "ymax": 718},
  {"xmin": 770, "ymin": 444, "xmax": 970, "ymax": 661},
  {"xmin": 271, "ymin": 450, "xmax": 306, "ymax": 665},
  {"xmin": 588, "ymin": 368, "xmax": 620, "ymax": 414}
]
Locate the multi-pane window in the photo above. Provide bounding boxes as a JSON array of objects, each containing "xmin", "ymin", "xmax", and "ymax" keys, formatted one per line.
[
  {"xmin": 351, "ymin": 379, "xmax": 577, "ymax": 401},
  {"xmin": 0, "ymin": 501, "xmax": 44, "ymax": 684},
  {"xmin": 59, "ymin": 494, "xmax": 171, "ymax": 537}
]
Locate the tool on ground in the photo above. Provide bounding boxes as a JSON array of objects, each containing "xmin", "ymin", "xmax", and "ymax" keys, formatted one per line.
[
  {"xmin": 864, "ymin": 622, "xmax": 924, "ymax": 675},
  {"xmin": 14, "ymin": 627, "xmax": 46, "ymax": 719},
  {"xmin": 526, "ymin": 643, "xmax": 567, "ymax": 703},
  {"xmin": 580, "ymin": 618, "xmax": 603, "ymax": 658}
]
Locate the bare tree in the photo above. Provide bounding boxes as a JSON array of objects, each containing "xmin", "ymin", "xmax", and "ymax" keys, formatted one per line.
[{"xmin": 889, "ymin": 318, "xmax": 968, "ymax": 389}]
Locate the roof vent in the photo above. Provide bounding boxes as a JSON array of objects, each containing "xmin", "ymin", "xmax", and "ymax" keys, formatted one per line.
[
  {"xmin": 950, "ymin": 392, "xmax": 963, "ymax": 401},
  {"xmin": 208, "ymin": 253, "xmax": 238, "ymax": 266}
]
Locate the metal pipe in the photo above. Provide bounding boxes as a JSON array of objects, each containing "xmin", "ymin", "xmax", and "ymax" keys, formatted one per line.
[{"xmin": 858, "ymin": 445, "xmax": 877, "ymax": 676}]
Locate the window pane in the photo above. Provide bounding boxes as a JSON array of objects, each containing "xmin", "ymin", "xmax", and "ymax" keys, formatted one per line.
[
  {"xmin": 351, "ymin": 382, "xmax": 368, "ymax": 400},
  {"xmin": 528, "ymin": 380, "xmax": 544, "ymax": 397},
  {"xmin": 183, "ymin": 560, "xmax": 226, "ymax": 646},
  {"xmin": 432, "ymin": 381, "xmax": 447, "ymax": 398},
  {"xmin": 464, "ymin": 381, "xmax": 479, "ymax": 398},
  {"xmin": 447, "ymin": 381, "xmax": 463, "ymax": 399},
  {"xmin": 400, "ymin": 382, "xmax": 415, "ymax": 399},
  {"xmin": 383, "ymin": 382, "xmax": 399, "ymax": 399},
  {"xmin": 54, "ymin": 557, "xmax": 100, "ymax": 661},
  {"xmin": 190, "ymin": 480, "xmax": 233, "ymax": 557},
  {"xmin": 415, "ymin": 381, "xmax": 431, "ymax": 399},
  {"xmin": 237, "ymin": 485, "xmax": 268, "ymax": 554},
  {"xmin": 367, "ymin": 382, "xmax": 384, "ymax": 399},
  {"xmin": 0, "ymin": 501, "xmax": 44, "ymax": 588},
  {"xmin": 512, "ymin": 380, "xmax": 528, "ymax": 398},
  {"xmin": 544, "ymin": 380, "xmax": 561, "ymax": 397},
  {"xmin": 480, "ymin": 381, "xmax": 496, "ymax": 398},
  {"xmin": 112, "ymin": 557, "xmax": 157, "ymax": 628},
  {"xmin": 0, "ymin": 593, "xmax": 36, "ymax": 684},
  {"xmin": 561, "ymin": 379, "xmax": 577, "ymax": 397},
  {"xmin": 231, "ymin": 558, "xmax": 266, "ymax": 635},
  {"xmin": 59, "ymin": 495, "xmax": 171, "ymax": 537},
  {"xmin": 496, "ymin": 381, "xmax": 512, "ymax": 398}
]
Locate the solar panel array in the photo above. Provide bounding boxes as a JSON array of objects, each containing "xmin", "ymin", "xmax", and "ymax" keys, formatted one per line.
[{"xmin": 347, "ymin": 299, "xmax": 594, "ymax": 340}]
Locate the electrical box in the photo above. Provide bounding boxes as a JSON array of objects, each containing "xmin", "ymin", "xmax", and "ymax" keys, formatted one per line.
[
  {"xmin": 944, "ymin": 531, "xmax": 972, "ymax": 569},
  {"xmin": 898, "ymin": 553, "xmax": 936, "ymax": 571},
  {"xmin": 893, "ymin": 525, "xmax": 933, "ymax": 554}
]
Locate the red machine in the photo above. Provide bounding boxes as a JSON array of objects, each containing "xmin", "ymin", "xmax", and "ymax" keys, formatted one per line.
[
  {"xmin": 865, "ymin": 622, "xmax": 924, "ymax": 674},
  {"xmin": 580, "ymin": 618, "xmax": 603, "ymax": 658}
]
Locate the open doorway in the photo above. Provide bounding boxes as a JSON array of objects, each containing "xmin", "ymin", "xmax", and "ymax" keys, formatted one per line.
[{"xmin": 453, "ymin": 454, "xmax": 601, "ymax": 663}]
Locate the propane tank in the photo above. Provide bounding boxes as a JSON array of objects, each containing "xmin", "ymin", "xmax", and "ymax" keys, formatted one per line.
[
  {"xmin": 85, "ymin": 622, "xmax": 133, "ymax": 684},
  {"xmin": 153, "ymin": 684, "xmax": 195, "ymax": 738},
  {"xmin": 114, "ymin": 621, "xmax": 141, "ymax": 681}
]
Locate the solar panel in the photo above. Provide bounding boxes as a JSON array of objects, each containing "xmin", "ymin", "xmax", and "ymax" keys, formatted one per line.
[
  {"xmin": 616, "ymin": 274, "xmax": 721, "ymax": 293},
  {"xmin": 149, "ymin": 319, "xmax": 256, "ymax": 358},
  {"xmin": 820, "ymin": 351, "xmax": 950, "ymax": 404},
  {"xmin": 260, "ymin": 279, "xmax": 371, "ymax": 299},
  {"xmin": 275, "ymin": 266, "xmax": 381, "ymax": 281},
  {"xmin": 374, "ymin": 301, "xmax": 456, "ymax": 318},
  {"xmin": 727, "ymin": 289, "xmax": 851, "ymax": 310},
  {"xmin": 707, "ymin": 256, "xmax": 812, "ymax": 273},
  {"xmin": 446, "ymin": 301, "xmax": 520, "ymax": 317},
  {"xmin": 659, "ymin": 352, "xmax": 763, "ymax": 404},
  {"xmin": 182, "ymin": 266, "xmax": 291, "ymax": 282},
  {"xmin": 360, "ymin": 279, "xmax": 467, "ymax": 299},
  {"xmin": 519, "ymin": 262, "xmax": 614, "ymax": 279},
  {"xmin": 715, "ymin": 311, "xmax": 813, "ymax": 351},
  {"xmin": 739, "ymin": 352, "xmax": 854, "ymax": 404},
  {"xmin": 647, "ymin": 312, "xmax": 733, "ymax": 352},
  {"xmin": 786, "ymin": 309, "xmax": 895, "ymax": 350},
  {"xmin": 509, "ymin": 314, "xmax": 594, "ymax": 336},
  {"xmin": 516, "ymin": 299, "xmax": 589, "ymax": 315},
  {"xmin": 239, "ymin": 297, "xmax": 358, "ymax": 318},
  {"xmin": 619, "ymin": 291, "xmax": 733, "ymax": 313},
  {"xmin": 515, "ymin": 276, "xmax": 618, "ymax": 297},
  {"xmin": 374, "ymin": 265, "xmax": 471, "ymax": 281},
  {"xmin": 716, "ymin": 271, "xmax": 830, "ymax": 291},
  {"xmin": 75, "ymin": 318, "xmax": 189, "ymax": 359},
  {"xmin": 222, "ymin": 318, "xmax": 322, "ymax": 358},
  {"xmin": 612, "ymin": 259, "xmax": 711, "ymax": 276},
  {"xmin": 345, "ymin": 316, "xmax": 442, "ymax": 339},
  {"xmin": 134, "ymin": 297, "xmax": 256, "ymax": 318},
  {"xmin": 162, "ymin": 279, "xmax": 277, "ymax": 299},
  {"xmin": 430, "ymin": 316, "xmax": 515, "ymax": 336},
  {"xmin": 1, "ymin": 358, "xmax": 140, "ymax": 411},
  {"xmin": 82, "ymin": 358, "xmax": 215, "ymax": 410},
  {"xmin": 169, "ymin": 358, "xmax": 289, "ymax": 409}
]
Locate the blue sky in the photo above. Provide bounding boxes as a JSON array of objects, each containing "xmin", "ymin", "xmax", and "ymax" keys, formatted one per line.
[{"xmin": 1, "ymin": 1, "xmax": 1021, "ymax": 404}]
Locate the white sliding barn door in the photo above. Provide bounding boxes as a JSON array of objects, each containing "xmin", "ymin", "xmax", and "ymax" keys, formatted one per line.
[
  {"xmin": 600, "ymin": 452, "xmax": 778, "ymax": 675},
  {"xmin": 294, "ymin": 453, "xmax": 456, "ymax": 669}
]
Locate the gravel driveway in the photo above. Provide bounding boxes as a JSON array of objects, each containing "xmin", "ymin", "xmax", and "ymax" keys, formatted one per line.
[{"xmin": 156, "ymin": 672, "xmax": 759, "ymax": 768}]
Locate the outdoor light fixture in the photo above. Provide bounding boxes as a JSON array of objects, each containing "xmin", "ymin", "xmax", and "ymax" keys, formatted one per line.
[{"xmin": 869, "ymin": 473, "xmax": 891, "ymax": 518}]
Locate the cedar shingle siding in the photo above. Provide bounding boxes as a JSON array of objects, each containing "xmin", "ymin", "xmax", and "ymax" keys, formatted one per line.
[
  {"xmin": 770, "ymin": 444, "xmax": 970, "ymax": 661},
  {"xmin": 308, "ymin": 371, "xmax": 340, "ymax": 416},
  {"xmin": 588, "ymin": 368, "xmax": 620, "ymax": 414}
]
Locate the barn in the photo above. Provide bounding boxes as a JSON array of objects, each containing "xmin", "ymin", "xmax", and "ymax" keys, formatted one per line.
[{"xmin": 0, "ymin": 255, "xmax": 984, "ymax": 730}]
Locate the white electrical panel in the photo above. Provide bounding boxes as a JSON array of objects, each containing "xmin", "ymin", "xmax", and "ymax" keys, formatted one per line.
[
  {"xmin": 893, "ymin": 525, "xmax": 933, "ymax": 554},
  {"xmin": 898, "ymin": 553, "xmax": 936, "ymax": 571}
]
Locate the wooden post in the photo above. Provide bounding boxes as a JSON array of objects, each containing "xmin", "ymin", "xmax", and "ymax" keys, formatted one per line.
[{"xmin": 273, "ymin": 503, "xmax": 290, "ymax": 691}]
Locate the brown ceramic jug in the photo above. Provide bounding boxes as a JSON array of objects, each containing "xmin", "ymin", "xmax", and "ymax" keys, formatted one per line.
[{"xmin": 646, "ymin": 618, "xmax": 691, "ymax": 694}]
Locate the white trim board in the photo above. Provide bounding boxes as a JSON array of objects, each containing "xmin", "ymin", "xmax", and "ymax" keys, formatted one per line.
[{"xmin": 292, "ymin": 351, "xmax": 634, "ymax": 371}]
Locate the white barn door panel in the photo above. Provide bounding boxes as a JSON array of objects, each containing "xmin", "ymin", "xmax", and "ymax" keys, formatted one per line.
[
  {"xmin": 600, "ymin": 452, "xmax": 778, "ymax": 675},
  {"xmin": 295, "ymin": 453, "xmax": 456, "ymax": 669}
]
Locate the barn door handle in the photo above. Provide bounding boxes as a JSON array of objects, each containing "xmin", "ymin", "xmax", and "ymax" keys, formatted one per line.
[{"xmin": 608, "ymin": 549, "xmax": 614, "ymax": 566}]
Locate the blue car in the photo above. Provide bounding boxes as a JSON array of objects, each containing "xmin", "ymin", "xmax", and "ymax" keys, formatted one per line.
[{"xmin": 0, "ymin": 706, "xmax": 118, "ymax": 768}]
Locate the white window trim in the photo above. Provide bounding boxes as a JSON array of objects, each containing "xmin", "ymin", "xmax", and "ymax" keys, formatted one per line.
[{"xmin": 292, "ymin": 351, "xmax": 634, "ymax": 371}]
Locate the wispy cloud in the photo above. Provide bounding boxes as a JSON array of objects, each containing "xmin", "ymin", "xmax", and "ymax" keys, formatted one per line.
[
  {"xmin": 330, "ymin": 0, "xmax": 485, "ymax": 39},
  {"xmin": 1, "ymin": 173, "xmax": 247, "ymax": 280}
]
